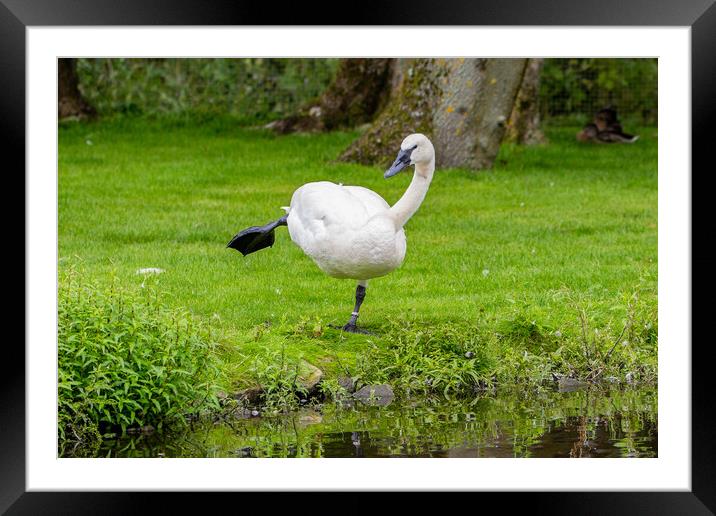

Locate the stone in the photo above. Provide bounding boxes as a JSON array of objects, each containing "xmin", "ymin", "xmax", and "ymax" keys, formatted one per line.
[
  {"xmin": 338, "ymin": 376, "xmax": 356, "ymax": 393},
  {"xmin": 233, "ymin": 386, "xmax": 263, "ymax": 404},
  {"xmin": 231, "ymin": 407, "xmax": 253, "ymax": 420},
  {"xmin": 557, "ymin": 377, "xmax": 589, "ymax": 393},
  {"xmin": 236, "ymin": 446, "xmax": 253, "ymax": 457},
  {"xmin": 297, "ymin": 360, "xmax": 323, "ymax": 394},
  {"xmin": 353, "ymin": 384, "xmax": 395, "ymax": 406},
  {"xmin": 297, "ymin": 409, "xmax": 323, "ymax": 427}
]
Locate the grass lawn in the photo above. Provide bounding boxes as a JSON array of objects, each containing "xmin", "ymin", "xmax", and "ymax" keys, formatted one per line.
[{"xmin": 58, "ymin": 118, "xmax": 658, "ymax": 393}]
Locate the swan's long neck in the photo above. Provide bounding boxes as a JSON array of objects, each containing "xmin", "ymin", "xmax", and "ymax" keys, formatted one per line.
[{"xmin": 389, "ymin": 159, "xmax": 435, "ymax": 229}]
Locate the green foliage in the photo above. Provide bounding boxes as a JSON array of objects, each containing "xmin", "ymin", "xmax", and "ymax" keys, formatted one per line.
[
  {"xmin": 58, "ymin": 269, "xmax": 223, "ymax": 449},
  {"xmin": 76, "ymin": 58, "xmax": 338, "ymax": 123},
  {"xmin": 354, "ymin": 320, "xmax": 496, "ymax": 397},
  {"xmin": 347, "ymin": 280, "xmax": 657, "ymax": 400},
  {"xmin": 249, "ymin": 347, "xmax": 308, "ymax": 414},
  {"xmin": 541, "ymin": 58, "xmax": 657, "ymax": 125},
  {"xmin": 497, "ymin": 313, "xmax": 556, "ymax": 351},
  {"xmin": 491, "ymin": 279, "xmax": 658, "ymax": 386}
]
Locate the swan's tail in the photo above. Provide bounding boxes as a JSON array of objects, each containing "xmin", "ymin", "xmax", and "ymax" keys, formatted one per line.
[{"xmin": 227, "ymin": 213, "xmax": 288, "ymax": 256}]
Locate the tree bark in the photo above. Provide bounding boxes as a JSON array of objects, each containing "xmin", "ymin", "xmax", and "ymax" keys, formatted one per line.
[
  {"xmin": 506, "ymin": 58, "xmax": 547, "ymax": 145},
  {"xmin": 338, "ymin": 58, "xmax": 440, "ymax": 165},
  {"xmin": 58, "ymin": 58, "xmax": 96, "ymax": 120},
  {"xmin": 268, "ymin": 58, "xmax": 393, "ymax": 134},
  {"xmin": 339, "ymin": 58, "xmax": 527, "ymax": 170}
]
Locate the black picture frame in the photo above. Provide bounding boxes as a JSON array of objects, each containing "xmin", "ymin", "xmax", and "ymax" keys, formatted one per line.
[{"xmin": 4, "ymin": 0, "xmax": 713, "ymax": 512}]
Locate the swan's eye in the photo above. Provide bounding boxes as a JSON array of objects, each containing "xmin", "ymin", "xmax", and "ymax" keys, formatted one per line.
[
  {"xmin": 385, "ymin": 144, "xmax": 418, "ymax": 178},
  {"xmin": 402, "ymin": 144, "xmax": 418, "ymax": 163}
]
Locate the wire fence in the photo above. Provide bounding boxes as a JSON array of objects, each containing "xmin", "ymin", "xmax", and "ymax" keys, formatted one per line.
[
  {"xmin": 76, "ymin": 58, "xmax": 657, "ymax": 127},
  {"xmin": 540, "ymin": 58, "xmax": 657, "ymax": 127}
]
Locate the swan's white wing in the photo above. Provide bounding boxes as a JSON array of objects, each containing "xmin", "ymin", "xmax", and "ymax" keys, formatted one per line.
[
  {"xmin": 341, "ymin": 185, "xmax": 391, "ymax": 218},
  {"xmin": 287, "ymin": 182, "xmax": 369, "ymax": 248},
  {"xmin": 289, "ymin": 182, "xmax": 389, "ymax": 233}
]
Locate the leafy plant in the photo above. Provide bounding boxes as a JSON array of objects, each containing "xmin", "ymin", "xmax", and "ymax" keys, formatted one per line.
[
  {"xmin": 58, "ymin": 269, "xmax": 223, "ymax": 450},
  {"xmin": 249, "ymin": 347, "xmax": 308, "ymax": 414},
  {"xmin": 353, "ymin": 320, "xmax": 496, "ymax": 398}
]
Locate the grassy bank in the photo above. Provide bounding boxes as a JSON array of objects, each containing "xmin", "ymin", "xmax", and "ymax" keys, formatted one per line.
[{"xmin": 58, "ymin": 118, "xmax": 657, "ymax": 427}]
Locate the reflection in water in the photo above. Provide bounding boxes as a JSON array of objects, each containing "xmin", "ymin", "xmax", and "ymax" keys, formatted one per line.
[{"xmin": 79, "ymin": 386, "xmax": 657, "ymax": 458}]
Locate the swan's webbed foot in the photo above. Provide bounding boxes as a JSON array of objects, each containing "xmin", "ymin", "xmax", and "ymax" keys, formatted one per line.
[
  {"xmin": 227, "ymin": 214, "xmax": 288, "ymax": 256},
  {"xmin": 341, "ymin": 322, "xmax": 372, "ymax": 335}
]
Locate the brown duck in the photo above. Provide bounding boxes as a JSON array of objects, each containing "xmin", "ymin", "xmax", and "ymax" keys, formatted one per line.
[{"xmin": 577, "ymin": 107, "xmax": 639, "ymax": 143}]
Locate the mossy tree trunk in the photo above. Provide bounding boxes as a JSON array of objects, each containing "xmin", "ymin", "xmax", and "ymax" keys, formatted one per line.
[
  {"xmin": 339, "ymin": 58, "xmax": 440, "ymax": 165},
  {"xmin": 269, "ymin": 58, "xmax": 393, "ymax": 134},
  {"xmin": 58, "ymin": 58, "xmax": 96, "ymax": 120},
  {"xmin": 506, "ymin": 58, "xmax": 547, "ymax": 145},
  {"xmin": 339, "ymin": 58, "xmax": 527, "ymax": 170}
]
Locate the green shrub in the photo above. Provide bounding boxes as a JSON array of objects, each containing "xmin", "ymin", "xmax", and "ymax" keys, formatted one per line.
[
  {"xmin": 497, "ymin": 314, "xmax": 557, "ymax": 353},
  {"xmin": 249, "ymin": 347, "xmax": 308, "ymax": 415},
  {"xmin": 58, "ymin": 270, "xmax": 223, "ymax": 447},
  {"xmin": 354, "ymin": 321, "xmax": 496, "ymax": 398},
  {"xmin": 76, "ymin": 58, "xmax": 338, "ymax": 123}
]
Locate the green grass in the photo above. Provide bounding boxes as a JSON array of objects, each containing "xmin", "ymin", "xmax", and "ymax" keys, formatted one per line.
[{"xmin": 59, "ymin": 118, "xmax": 657, "ymax": 393}]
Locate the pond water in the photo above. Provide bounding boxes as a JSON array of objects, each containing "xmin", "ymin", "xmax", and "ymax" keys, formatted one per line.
[{"xmin": 84, "ymin": 386, "xmax": 657, "ymax": 458}]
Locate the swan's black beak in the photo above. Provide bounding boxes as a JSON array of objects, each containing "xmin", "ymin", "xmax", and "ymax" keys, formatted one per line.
[{"xmin": 384, "ymin": 145, "xmax": 417, "ymax": 178}]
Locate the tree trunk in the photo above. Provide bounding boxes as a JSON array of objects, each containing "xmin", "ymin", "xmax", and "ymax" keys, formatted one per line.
[
  {"xmin": 268, "ymin": 58, "xmax": 393, "ymax": 134},
  {"xmin": 506, "ymin": 58, "xmax": 546, "ymax": 145},
  {"xmin": 339, "ymin": 58, "xmax": 527, "ymax": 170},
  {"xmin": 58, "ymin": 58, "xmax": 96, "ymax": 120}
]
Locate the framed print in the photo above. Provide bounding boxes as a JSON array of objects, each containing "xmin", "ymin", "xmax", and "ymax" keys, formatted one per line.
[{"xmin": 4, "ymin": 0, "xmax": 714, "ymax": 511}]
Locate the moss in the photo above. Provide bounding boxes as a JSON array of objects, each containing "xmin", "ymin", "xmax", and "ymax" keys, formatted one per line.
[{"xmin": 338, "ymin": 59, "xmax": 446, "ymax": 166}]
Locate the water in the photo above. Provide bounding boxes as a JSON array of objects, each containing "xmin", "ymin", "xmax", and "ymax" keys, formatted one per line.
[{"xmin": 80, "ymin": 386, "xmax": 657, "ymax": 458}]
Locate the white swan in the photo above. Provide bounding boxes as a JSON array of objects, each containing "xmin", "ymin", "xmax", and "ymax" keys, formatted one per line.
[{"xmin": 228, "ymin": 133, "xmax": 436, "ymax": 333}]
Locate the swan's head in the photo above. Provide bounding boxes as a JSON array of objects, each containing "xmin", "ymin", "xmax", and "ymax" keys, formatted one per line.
[{"xmin": 384, "ymin": 133, "xmax": 435, "ymax": 179}]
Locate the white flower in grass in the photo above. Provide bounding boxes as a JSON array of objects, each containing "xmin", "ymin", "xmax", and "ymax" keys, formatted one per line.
[{"xmin": 482, "ymin": 269, "xmax": 490, "ymax": 277}]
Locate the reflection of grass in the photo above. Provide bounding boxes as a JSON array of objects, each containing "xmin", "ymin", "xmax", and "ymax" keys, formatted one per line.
[
  {"xmin": 90, "ymin": 387, "xmax": 658, "ymax": 458},
  {"xmin": 59, "ymin": 119, "xmax": 658, "ymax": 397}
]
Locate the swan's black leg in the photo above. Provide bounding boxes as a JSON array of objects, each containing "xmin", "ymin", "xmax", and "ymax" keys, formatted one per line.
[{"xmin": 342, "ymin": 284, "xmax": 370, "ymax": 334}]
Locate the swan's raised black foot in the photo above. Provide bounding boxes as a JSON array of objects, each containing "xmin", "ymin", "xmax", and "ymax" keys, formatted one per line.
[{"xmin": 227, "ymin": 214, "xmax": 288, "ymax": 256}]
